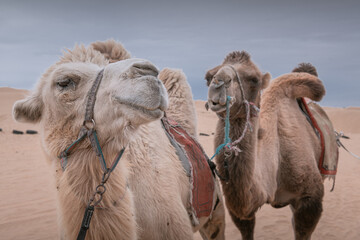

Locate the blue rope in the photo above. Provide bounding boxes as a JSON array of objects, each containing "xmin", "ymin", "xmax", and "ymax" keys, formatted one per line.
[
  {"xmin": 109, "ymin": 148, "xmax": 125, "ymax": 172},
  {"xmin": 92, "ymin": 131, "xmax": 125, "ymax": 173},
  {"xmin": 210, "ymin": 96, "xmax": 231, "ymax": 160},
  {"xmin": 60, "ymin": 133, "xmax": 87, "ymax": 171},
  {"xmin": 60, "ymin": 128, "xmax": 125, "ymax": 173},
  {"xmin": 93, "ymin": 131, "xmax": 107, "ymax": 172}
]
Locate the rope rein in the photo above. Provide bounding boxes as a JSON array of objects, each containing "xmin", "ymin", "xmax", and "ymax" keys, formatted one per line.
[
  {"xmin": 335, "ymin": 131, "xmax": 360, "ymax": 160},
  {"xmin": 210, "ymin": 96, "xmax": 232, "ymax": 160}
]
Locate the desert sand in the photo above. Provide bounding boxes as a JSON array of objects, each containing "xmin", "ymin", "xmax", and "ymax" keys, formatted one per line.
[{"xmin": 1, "ymin": 87, "xmax": 360, "ymax": 239}]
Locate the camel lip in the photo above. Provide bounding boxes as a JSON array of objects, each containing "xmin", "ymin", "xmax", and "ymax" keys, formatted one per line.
[
  {"xmin": 113, "ymin": 96, "xmax": 165, "ymax": 119},
  {"xmin": 208, "ymin": 100, "xmax": 233, "ymax": 113},
  {"xmin": 140, "ymin": 108, "xmax": 164, "ymax": 119},
  {"xmin": 210, "ymin": 104, "xmax": 227, "ymax": 113}
]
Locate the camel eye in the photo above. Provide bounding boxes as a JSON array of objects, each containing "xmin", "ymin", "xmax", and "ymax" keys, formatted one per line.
[
  {"xmin": 249, "ymin": 77, "xmax": 259, "ymax": 85},
  {"xmin": 57, "ymin": 78, "xmax": 75, "ymax": 90}
]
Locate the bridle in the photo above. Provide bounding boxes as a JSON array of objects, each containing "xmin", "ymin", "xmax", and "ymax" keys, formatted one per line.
[
  {"xmin": 208, "ymin": 65, "xmax": 259, "ymax": 182},
  {"xmin": 217, "ymin": 65, "xmax": 259, "ymax": 119},
  {"xmin": 219, "ymin": 65, "xmax": 259, "ymax": 151},
  {"xmin": 59, "ymin": 69, "xmax": 125, "ymax": 173},
  {"xmin": 58, "ymin": 68, "xmax": 126, "ymax": 240}
]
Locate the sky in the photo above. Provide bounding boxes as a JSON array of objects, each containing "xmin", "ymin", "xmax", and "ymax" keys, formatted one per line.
[{"xmin": 0, "ymin": 0, "xmax": 359, "ymax": 107}]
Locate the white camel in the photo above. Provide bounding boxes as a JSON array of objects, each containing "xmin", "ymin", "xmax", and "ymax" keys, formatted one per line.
[{"xmin": 13, "ymin": 40, "xmax": 225, "ymax": 240}]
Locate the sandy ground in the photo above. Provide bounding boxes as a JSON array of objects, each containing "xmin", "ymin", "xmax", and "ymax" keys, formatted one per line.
[{"xmin": 1, "ymin": 87, "xmax": 360, "ymax": 239}]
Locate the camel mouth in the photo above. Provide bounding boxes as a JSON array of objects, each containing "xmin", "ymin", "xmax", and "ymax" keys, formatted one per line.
[
  {"xmin": 112, "ymin": 74, "xmax": 168, "ymax": 119},
  {"xmin": 138, "ymin": 107, "xmax": 164, "ymax": 119},
  {"xmin": 210, "ymin": 103, "xmax": 226, "ymax": 113},
  {"xmin": 113, "ymin": 96, "xmax": 166, "ymax": 119},
  {"xmin": 208, "ymin": 100, "xmax": 233, "ymax": 113}
]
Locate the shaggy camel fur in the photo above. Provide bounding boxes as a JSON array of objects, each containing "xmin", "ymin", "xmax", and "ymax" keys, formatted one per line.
[
  {"xmin": 205, "ymin": 51, "xmax": 326, "ymax": 240},
  {"xmin": 13, "ymin": 40, "xmax": 225, "ymax": 240}
]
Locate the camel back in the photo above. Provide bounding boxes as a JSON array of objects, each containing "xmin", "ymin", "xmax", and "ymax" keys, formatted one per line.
[
  {"xmin": 298, "ymin": 98, "xmax": 339, "ymax": 178},
  {"xmin": 161, "ymin": 117, "xmax": 215, "ymax": 225}
]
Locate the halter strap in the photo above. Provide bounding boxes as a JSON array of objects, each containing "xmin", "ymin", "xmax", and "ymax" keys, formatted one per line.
[
  {"xmin": 84, "ymin": 69, "xmax": 104, "ymax": 123},
  {"xmin": 216, "ymin": 65, "xmax": 259, "ymax": 120},
  {"xmin": 227, "ymin": 65, "xmax": 247, "ymax": 104}
]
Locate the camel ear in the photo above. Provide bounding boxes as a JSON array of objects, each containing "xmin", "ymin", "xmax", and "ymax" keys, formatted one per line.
[
  {"xmin": 91, "ymin": 39, "xmax": 131, "ymax": 63},
  {"xmin": 205, "ymin": 102, "xmax": 209, "ymax": 111},
  {"xmin": 205, "ymin": 65, "xmax": 222, "ymax": 86},
  {"xmin": 13, "ymin": 94, "xmax": 43, "ymax": 123},
  {"xmin": 261, "ymin": 72, "xmax": 271, "ymax": 89}
]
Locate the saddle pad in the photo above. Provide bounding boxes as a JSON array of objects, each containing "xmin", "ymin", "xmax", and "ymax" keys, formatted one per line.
[
  {"xmin": 299, "ymin": 98, "xmax": 339, "ymax": 177},
  {"xmin": 161, "ymin": 117, "xmax": 215, "ymax": 224}
]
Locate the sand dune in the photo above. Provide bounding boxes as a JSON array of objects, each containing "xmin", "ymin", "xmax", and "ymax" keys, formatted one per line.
[{"xmin": 1, "ymin": 88, "xmax": 360, "ymax": 239}]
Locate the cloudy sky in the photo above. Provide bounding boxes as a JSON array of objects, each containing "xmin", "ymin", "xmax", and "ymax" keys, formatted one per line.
[{"xmin": 1, "ymin": 0, "xmax": 359, "ymax": 107}]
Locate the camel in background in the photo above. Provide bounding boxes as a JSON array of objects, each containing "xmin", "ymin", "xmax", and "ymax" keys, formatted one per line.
[
  {"xmin": 13, "ymin": 40, "xmax": 225, "ymax": 240},
  {"xmin": 205, "ymin": 51, "xmax": 328, "ymax": 239}
]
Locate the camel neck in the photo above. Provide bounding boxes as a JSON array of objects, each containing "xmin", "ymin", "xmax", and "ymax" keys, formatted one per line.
[
  {"xmin": 215, "ymin": 115, "xmax": 265, "ymax": 217},
  {"xmin": 229, "ymin": 115, "xmax": 258, "ymax": 161},
  {"xmin": 215, "ymin": 115, "xmax": 258, "ymax": 175}
]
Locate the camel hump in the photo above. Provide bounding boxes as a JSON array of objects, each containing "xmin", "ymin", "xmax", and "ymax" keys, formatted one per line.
[
  {"xmin": 266, "ymin": 72, "xmax": 325, "ymax": 102},
  {"xmin": 292, "ymin": 62, "xmax": 318, "ymax": 77},
  {"xmin": 91, "ymin": 39, "xmax": 131, "ymax": 63},
  {"xmin": 223, "ymin": 50, "xmax": 250, "ymax": 64},
  {"xmin": 158, "ymin": 68, "xmax": 188, "ymax": 95},
  {"xmin": 158, "ymin": 68, "xmax": 198, "ymax": 138}
]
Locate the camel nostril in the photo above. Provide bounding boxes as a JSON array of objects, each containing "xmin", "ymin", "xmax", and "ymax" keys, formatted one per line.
[
  {"xmin": 132, "ymin": 62, "xmax": 158, "ymax": 77},
  {"xmin": 212, "ymin": 101, "xmax": 218, "ymax": 106}
]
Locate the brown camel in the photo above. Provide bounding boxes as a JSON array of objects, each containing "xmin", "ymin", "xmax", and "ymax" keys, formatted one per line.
[
  {"xmin": 205, "ymin": 51, "xmax": 328, "ymax": 239},
  {"xmin": 13, "ymin": 40, "xmax": 225, "ymax": 240}
]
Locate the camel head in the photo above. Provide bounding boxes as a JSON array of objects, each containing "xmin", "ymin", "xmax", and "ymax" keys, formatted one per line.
[
  {"xmin": 13, "ymin": 40, "xmax": 168, "ymax": 157},
  {"xmin": 205, "ymin": 51, "xmax": 270, "ymax": 117}
]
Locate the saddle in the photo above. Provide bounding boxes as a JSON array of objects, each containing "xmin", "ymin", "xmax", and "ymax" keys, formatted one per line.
[
  {"xmin": 161, "ymin": 117, "xmax": 215, "ymax": 225},
  {"xmin": 298, "ymin": 98, "xmax": 339, "ymax": 180}
]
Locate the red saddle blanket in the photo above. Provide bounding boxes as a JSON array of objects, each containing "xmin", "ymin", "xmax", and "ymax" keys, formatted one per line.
[
  {"xmin": 161, "ymin": 117, "xmax": 215, "ymax": 224},
  {"xmin": 299, "ymin": 98, "xmax": 339, "ymax": 177}
]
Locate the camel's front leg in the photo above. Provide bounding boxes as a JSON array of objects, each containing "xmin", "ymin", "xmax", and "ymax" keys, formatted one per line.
[{"xmin": 229, "ymin": 211, "xmax": 255, "ymax": 240}]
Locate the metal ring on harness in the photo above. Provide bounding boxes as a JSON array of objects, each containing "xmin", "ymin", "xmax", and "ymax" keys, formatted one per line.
[
  {"xmin": 96, "ymin": 184, "xmax": 106, "ymax": 195},
  {"xmin": 83, "ymin": 119, "xmax": 96, "ymax": 130}
]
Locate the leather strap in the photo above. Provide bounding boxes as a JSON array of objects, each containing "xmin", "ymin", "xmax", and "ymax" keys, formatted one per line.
[{"xmin": 84, "ymin": 69, "xmax": 104, "ymax": 123}]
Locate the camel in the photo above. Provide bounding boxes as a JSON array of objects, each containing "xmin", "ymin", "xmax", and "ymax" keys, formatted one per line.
[
  {"xmin": 205, "ymin": 51, "xmax": 328, "ymax": 240},
  {"xmin": 13, "ymin": 40, "xmax": 225, "ymax": 240}
]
